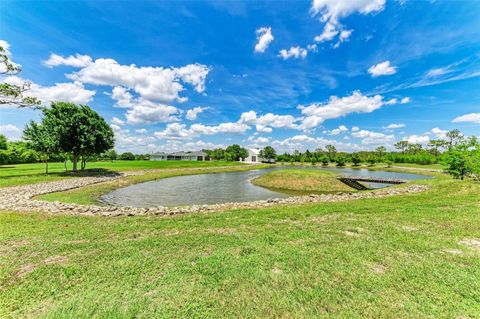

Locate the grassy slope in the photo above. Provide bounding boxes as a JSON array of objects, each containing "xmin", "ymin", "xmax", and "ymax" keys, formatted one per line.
[
  {"xmin": 37, "ymin": 164, "xmax": 271, "ymax": 205},
  {"xmin": 0, "ymin": 160, "xmax": 244, "ymax": 188},
  {"xmin": 1, "ymin": 175, "xmax": 480, "ymax": 318},
  {"xmin": 252, "ymin": 168, "xmax": 355, "ymax": 193}
]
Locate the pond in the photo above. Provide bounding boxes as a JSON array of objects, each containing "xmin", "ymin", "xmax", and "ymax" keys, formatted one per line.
[{"xmin": 100, "ymin": 166, "xmax": 431, "ymax": 207}]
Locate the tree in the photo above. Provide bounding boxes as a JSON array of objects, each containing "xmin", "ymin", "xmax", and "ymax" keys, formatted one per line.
[
  {"xmin": 375, "ymin": 146, "xmax": 387, "ymax": 159},
  {"xmin": 351, "ymin": 153, "xmax": 362, "ymax": 166},
  {"xmin": 23, "ymin": 121, "xmax": 58, "ymax": 173},
  {"xmin": 394, "ymin": 141, "xmax": 409, "ymax": 154},
  {"xmin": 105, "ymin": 149, "xmax": 117, "ymax": 161},
  {"xmin": 428, "ymin": 139, "xmax": 447, "ymax": 156},
  {"xmin": 442, "ymin": 137, "xmax": 480, "ymax": 180},
  {"xmin": 406, "ymin": 143, "xmax": 423, "ymax": 155},
  {"xmin": 446, "ymin": 129, "xmax": 464, "ymax": 149},
  {"xmin": 225, "ymin": 144, "xmax": 248, "ymax": 161},
  {"xmin": 120, "ymin": 152, "xmax": 135, "ymax": 160},
  {"xmin": 335, "ymin": 154, "xmax": 347, "ymax": 167},
  {"xmin": 0, "ymin": 44, "xmax": 40, "ymax": 108},
  {"xmin": 259, "ymin": 146, "xmax": 276, "ymax": 163},
  {"xmin": 325, "ymin": 144, "xmax": 337, "ymax": 161},
  {"xmin": 30, "ymin": 102, "xmax": 114, "ymax": 171},
  {"xmin": 209, "ymin": 148, "xmax": 225, "ymax": 160},
  {"xmin": 0, "ymin": 134, "xmax": 7, "ymax": 150}
]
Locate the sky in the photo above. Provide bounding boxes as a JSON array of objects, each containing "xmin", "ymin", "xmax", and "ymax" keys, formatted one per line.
[{"xmin": 0, "ymin": 0, "xmax": 479, "ymax": 153}]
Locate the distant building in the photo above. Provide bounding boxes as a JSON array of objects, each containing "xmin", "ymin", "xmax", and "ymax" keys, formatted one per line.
[
  {"xmin": 240, "ymin": 148, "xmax": 264, "ymax": 163},
  {"xmin": 150, "ymin": 151, "xmax": 210, "ymax": 161}
]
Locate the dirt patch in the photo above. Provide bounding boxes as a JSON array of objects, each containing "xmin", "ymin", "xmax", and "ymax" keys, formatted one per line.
[
  {"xmin": 371, "ymin": 264, "xmax": 386, "ymax": 274},
  {"xmin": 401, "ymin": 226, "xmax": 418, "ymax": 232},
  {"xmin": 309, "ymin": 213, "xmax": 341, "ymax": 224},
  {"xmin": 17, "ymin": 264, "xmax": 36, "ymax": 277},
  {"xmin": 344, "ymin": 230, "xmax": 361, "ymax": 237},
  {"xmin": 205, "ymin": 228, "xmax": 237, "ymax": 235},
  {"xmin": 272, "ymin": 266, "xmax": 282, "ymax": 274},
  {"xmin": 43, "ymin": 255, "xmax": 68, "ymax": 265},
  {"xmin": 9, "ymin": 240, "xmax": 31, "ymax": 248},
  {"xmin": 443, "ymin": 249, "xmax": 463, "ymax": 255},
  {"xmin": 459, "ymin": 238, "xmax": 480, "ymax": 249}
]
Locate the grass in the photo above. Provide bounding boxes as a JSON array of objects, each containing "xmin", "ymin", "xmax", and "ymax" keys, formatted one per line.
[
  {"xmin": 0, "ymin": 160, "xmax": 244, "ymax": 188},
  {"xmin": 251, "ymin": 168, "xmax": 356, "ymax": 194},
  {"xmin": 37, "ymin": 164, "xmax": 271, "ymax": 205},
  {"xmin": 1, "ymin": 174, "xmax": 480, "ymax": 318}
]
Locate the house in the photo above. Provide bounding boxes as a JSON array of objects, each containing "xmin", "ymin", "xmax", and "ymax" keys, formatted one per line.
[
  {"xmin": 241, "ymin": 148, "xmax": 262, "ymax": 163},
  {"xmin": 150, "ymin": 151, "xmax": 210, "ymax": 161}
]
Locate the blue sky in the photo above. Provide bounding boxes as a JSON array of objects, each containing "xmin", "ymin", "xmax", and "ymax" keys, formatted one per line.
[{"xmin": 1, "ymin": 0, "xmax": 479, "ymax": 153}]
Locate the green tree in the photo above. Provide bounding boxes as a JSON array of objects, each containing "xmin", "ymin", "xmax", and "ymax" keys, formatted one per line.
[
  {"xmin": 394, "ymin": 141, "xmax": 409, "ymax": 154},
  {"xmin": 30, "ymin": 102, "xmax": 114, "ymax": 171},
  {"xmin": 445, "ymin": 129, "xmax": 464, "ymax": 149},
  {"xmin": 428, "ymin": 139, "xmax": 447, "ymax": 156},
  {"xmin": 442, "ymin": 137, "xmax": 480, "ymax": 180},
  {"xmin": 335, "ymin": 154, "xmax": 347, "ymax": 167},
  {"xmin": 225, "ymin": 144, "xmax": 248, "ymax": 161},
  {"xmin": 23, "ymin": 121, "xmax": 58, "ymax": 173},
  {"xmin": 351, "ymin": 153, "xmax": 362, "ymax": 166},
  {"xmin": 0, "ymin": 134, "xmax": 7, "ymax": 150},
  {"xmin": 259, "ymin": 146, "xmax": 276, "ymax": 163},
  {"xmin": 0, "ymin": 44, "xmax": 41, "ymax": 108},
  {"xmin": 375, "ymin": 146, "xmax": 387, "ymax": 159},
  {"xmin": 406, "ymin": 143, "xmax": 423, "ymax": 155},
  {"xmin": 120, "ymin": 152, "xmax": 135, "ymax": 160},
  {"xmin": 325, "ymin": 144, "xmax": 337, "ymax": 161}
]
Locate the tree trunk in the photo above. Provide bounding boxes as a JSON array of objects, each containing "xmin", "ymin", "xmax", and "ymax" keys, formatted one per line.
[
  {"xmin": 64, "ymin": 159, "xmax": 68, "ymax": 172},
  {"xmin": 72, "ymin": 155, "xmax": 78, "ymax": 172},
  {"xmin": 45, "ymin": 160, "xmax": 48, "ymax": 174}
]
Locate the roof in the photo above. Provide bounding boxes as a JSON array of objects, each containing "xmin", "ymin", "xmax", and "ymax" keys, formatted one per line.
[
  {"xmin": 151, "ymin": 151, "xmax": 207, "ymax": 156},
  {"xmin": 248, "ymin": 148, "xmax": 260, "ymax": 155}
]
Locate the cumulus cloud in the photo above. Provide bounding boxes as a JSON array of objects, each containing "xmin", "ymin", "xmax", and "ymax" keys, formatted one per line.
[
  {"xmin": 186, "ymin": 106, "xmax": 208, "ymax": 121},
  {"xmin": 2, "ymin": 76, "xmax": 95, "ymax": 105},
  {"xmin": 311, "ymin": 0, "xmax": 385, "ymax": 47},
  {"xmin": 239, "ymin": 110, "xmax": 298, "ymax": 132},
  {"xmin": 430, "ymin": 127, "xmax": 448, "ymax": 139},
  {"xmin": 298, "ymin": 91, "xmax": 388, "ymax": 130},
  {"xmin": 154, "ymin": 121, "xmax": 250, "ymax": 140},
  {"xmin": 452, "ymin": 113, "xmax": 480, "ymax": 124},
  {"xmin": 111, "ymin": 117, "xmax": 125, "ymax": 126},
  {"xmin": 271, "ymin": 134, "xmax": 361, "ymax": 152},
  {"xmin": 368, "ymin": 60, "xmax": 397, "ymax": 77},
  {"xmin": 43, "ymin": 53, "xmax": 92, "ymax": 68},
  {"xmin": 278, "ymin": 46, "xmax": 308, "ymax": 60},
  {"xmin": 254, "ymin": 27, "xmax": 274, "ymax": 53},
  {"xmin": 404, "ymin": 134, "xmax": 430, "ymax": 144},
  {"xmin": 0, "ymin": 124, "xmax": 22, "ymax": 141},
  {"xmin": 329, "ymin": 125, "xmax": 349, "ymax": 135},
  {"xmin": 386, "ymin": 123, "xmax": 405, "ymax": 129},
  {"xmin": 135, "ymin": 128, "xmax": 148, "ymax": 134},
  {"xmin": 400, "ymin": 97, "xmax": 410, "ymax": 104},
  {"xmin": 351, "ymin": 129, "xmax": 394, "ymax": 145},
  {"xmin": 125, "ymin": 102, "xmax": 180, "ymax": 125}
]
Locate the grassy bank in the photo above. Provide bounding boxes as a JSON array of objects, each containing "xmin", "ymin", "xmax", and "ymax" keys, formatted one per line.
[
  {"xmin": 0, "ymin": 160, "xmax": 244, "ymax": 188},
  {"xmin": 1, "ymin": 174, "xmax": 480, "ymax": 318},
  {"xmin": 252, "ymin": 168, "xmax": 356, "ymax": 193},
  {"xmin": 37, "ymin": 164, "xmax": 271, "ymax": 205}
]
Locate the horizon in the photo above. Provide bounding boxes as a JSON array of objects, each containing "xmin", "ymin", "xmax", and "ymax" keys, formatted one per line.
[{"xmin": 1, "ymin": 0, "xmax": 479, "ymax": 153}]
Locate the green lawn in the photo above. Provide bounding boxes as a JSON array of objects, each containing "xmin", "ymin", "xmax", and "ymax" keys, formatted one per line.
[
  {"xmin": 0, "ymin": 160, "xmax": 244, "ymax": 188},
  {"xmin": 251, "ymin": 168, "xmax": 356, "ymax": 194},
  {"xmin": 1, "ymin": 173, "xmax": 480, "ymax": 318}
]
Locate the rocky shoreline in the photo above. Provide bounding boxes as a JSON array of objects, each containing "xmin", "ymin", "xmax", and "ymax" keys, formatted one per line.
[{"xmin": 0, "ymin": 168, "xmax": 429, "ymax": 217}]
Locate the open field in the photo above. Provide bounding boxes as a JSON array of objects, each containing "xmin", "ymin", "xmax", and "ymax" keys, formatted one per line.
[
  {"xmin": 251, "ymin": 168, "xmax": 356, "ymax": 193},
  {"xmin": 0, "ymin": 160, "xmax": 245, "ymax": 188},
  {"xmin": 1, "ymin": 166, "xmax": 480, "ymax": 318}
]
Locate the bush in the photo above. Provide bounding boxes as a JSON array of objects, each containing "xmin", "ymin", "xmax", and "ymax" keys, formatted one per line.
[{"xmin": 120, "ymin": 152, "xmax": 136, "ymax": 160}]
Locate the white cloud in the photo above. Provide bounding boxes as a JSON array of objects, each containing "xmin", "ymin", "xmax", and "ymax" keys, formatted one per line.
[
  {"xmin": 56, "ymin": 56, "xmax": 209, "ymax": 103},
  {"xmin": 154, "ymin": 121, "xmax": 250, "ymax": 140},
  {"xmin": 298, "ymin": 91, "xmax": 387, "ymax": 129},
  {"xmin": 386, "ymin": 123, "xmax": 405, "ymax": 129},
  {"xmin": 430, "ymin": 127, "xmax": 448, "ymax": 139},
  {"xmin": 0, "ymin": 40, "xmax": 21, "ymax": 73},
  {"xmin": 0, "ymin": 124, "xmax": 22, "ymax": 141},
  {"xmin": 135, "ymin": 128, "xmax": 148, "ymax": 134},
  {"xmin": 247, "ymin": 136, "xmax": 270, "ymax": 144},
  {"xmin": 272, "ymin": 134, "xmax": 361, "ymax": 152},
  {"xmin": 329, "ymin": 125, "xmax": 349, "ymax": 135},
  {"xmin": 351, "ymin": 126, "xmax": 360, "ymax": 132},
  {"xmin": 385, "ymin": 98, "xmax": 398, "ymax": 105},
  {"xmin": 43, "ymin": 53, "xmax": 92, "ymax": 68},
  {"xmin": 186, "ymin": 106, "xmax": 208, "ymax": 121},
  {"xmin": 452, "ymin": 113, "xmax": 480, "ymax": 124},
  {"xmin": 400, "ymin": 97, "xmax": 410, "ymax": 104},
  {"xmin": 279, "ymin": 46, "xmax": 308, "ymax": 60},
  {"xmin": 254, "ymin": 27, "xmax": 274, "ymax": 53},
  {"xmin": 125, "ymin": 102, "xmax": 179, "ymax": 125},
  {"xmin": 311, "ymin": 0, "xmax": 385, "ymax": 46},
  {"xmin": 2, "ymin": 76, "xmax": 95, "ymax": 105},
  {"xmin": 111, "ymin": 86, "xmax": 134, "ymax": 108},
  {"xmin": 111, "ymin": 117, "xmax": 125, "ymax": 126},
  {"xmin": 368, "ymin": 60, "xmax": 397, "ymax": 77},
  {"xmin": 404, "ymin": 134, "xmax": 430, "ymax": 144},
  {"xmin": 351, "ymin": 129, "xmax": 394, "ymax": 145},
  {"xmin": 239, "ymin": 110, "xmax": 298, "ymax": 132}
]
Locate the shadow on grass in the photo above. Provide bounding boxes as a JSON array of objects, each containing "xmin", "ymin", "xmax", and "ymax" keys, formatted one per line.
[{"xmin": 56, "ymin": 168, "xmax": 122, "ymax": 177}]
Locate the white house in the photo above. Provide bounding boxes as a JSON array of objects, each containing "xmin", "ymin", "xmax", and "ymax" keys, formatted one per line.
[
  {"xmin": 241, "ymin": 148, "xmax": 262, "ymax": 163},
  {"xmin": 150, "ymin": 151, "xmax": 210, "ymax": 161}
]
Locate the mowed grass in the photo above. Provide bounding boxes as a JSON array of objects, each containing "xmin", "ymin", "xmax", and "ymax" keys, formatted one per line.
[
  {"xmin": 252, "ymin": 168, "xmax": 356, "ymax": 193},
  {"xmin": 0, "ymin": 160, "xmax": 244, "ymax": 188},
  {"xmin": 1, "ymin": 175, "xmax": 480, "ymax": 318},
  {"xmin": 37, "ymin": 164, "xmax": 271, "ymax": 205}
]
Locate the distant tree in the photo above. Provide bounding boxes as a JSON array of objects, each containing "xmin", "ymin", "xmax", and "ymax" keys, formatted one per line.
[
  {"xmin": 406, "ymin": 143, "xmax": 423, "ymax": 155},
  {"xmin": 428, "ymin": 139, "xmax": 447, "ymax": 156},
  {"xmin": 319, "ymin": 154, "xmax": 329, "ymax": 166},
  {"xmin": 394, "ymin": 141, "xmax": 409, "ymax": 154},
  {"xmin": 209, "ymin": 148, "xmax": 225, "ymax": 160},
  {"xmin": 23, "ymin": 121, "xmax": 58, "ymax": 173},
  {"xmin": 105, "ymin": 149, "xmax": 117, "ymax": 161},
  {"xmin": 259, "ymin": 146, "xmax": 276, "ymax": 163},
  {"xmin": 120, "ymin": 152, "xmax": 135, "ymax": 160},
  {"xmin": 0, "ymin": 134, "xmax": 7, "ymax": 150},
  {"xmin": 442, "ymin": 137, "xmax": 480, "ymax": 180},
  {"xmin": 0, "ymin": 43, "xmax": 41, "ymax": 108},
  {"xmin": 375, "ymin": 146, "xmax": 387, "ymax": 159},
  {"xmin": 367, "ymin": 156, "xmax": 377, "ymax": 167},
  {"xmin": 335, "ymin": 154, "xmax": 347, "ymax": 167},
  {"xmin": 325, "ymin": 144, "xmax": 337, "ymax": 161},
  {"xmin": 225, "ymin": 144, "xmax": 248, "ymax": 161},
  {"xmin": 351, "ymin": 153, "xmax": 362, "ymax": 166},
  {"xmin": 445, "ymin": 129, "xmax": 464, "ymax": 149}
]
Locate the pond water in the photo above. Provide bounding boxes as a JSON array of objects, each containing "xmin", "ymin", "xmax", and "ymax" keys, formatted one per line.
[{"xmin": 100, "ymin": 166, "xmax": 431, "ymax": 207}]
